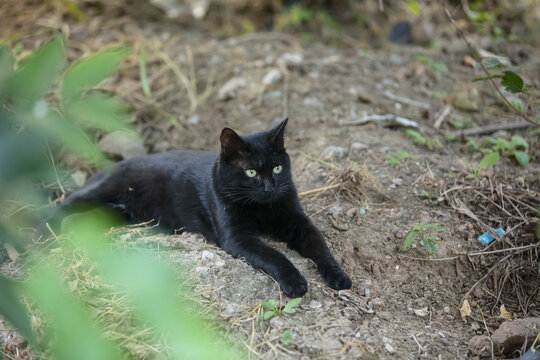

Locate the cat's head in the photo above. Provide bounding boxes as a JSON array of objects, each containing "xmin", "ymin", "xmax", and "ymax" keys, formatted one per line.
[{"xmin": 217, "ymin": 118, "xmax": 294, "ymax": 204}]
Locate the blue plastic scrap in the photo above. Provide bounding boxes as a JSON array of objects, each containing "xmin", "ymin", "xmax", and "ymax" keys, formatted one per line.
[{"xmin": 478, "ymin": 228, "xmax": 505, "ymax": 245}]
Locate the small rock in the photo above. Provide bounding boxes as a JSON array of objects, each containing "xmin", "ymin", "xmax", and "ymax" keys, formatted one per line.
[
  {"xmin": 468, "ymin": 335, "xmax": 492, "ymax": 357},
  {"xmin": 350, "ymin": 142, "xmax": 368, "ymax": 153},
  {"xmin": 217, "ymin": 77, "xmax": 247, "ymax": 101},
  {"xmin": 382, "ymin": 336, "xmax": 392, "ymax": 344},
  {"xmin": 262, "ymin": 69, "xmax": 283, "ymax": 85},
  {"xmin": 99, "ymin": 131, "xmax": 145, "ymax": 160},
  {"xmin": 187, "ymin": 114, "xmax": 200, "ymax": 124},
  {"xmin": 491, "ymin": 317, "xmax": 540, "ymax": 354},
  {"xmin": 451, "ymin": 91, "xmax": 480, "ymax": 112},
  {"xmin": 277, "ymin": 52, "xmax": 303, "ymax": 66},
  {"xmin": 303, "ymin": 97, "xmax": 323, "ymax": 108},
  {"xmin": 269, "ymin": 316, "xmax": 285, "ymax": 329},
  {"xmin": 384, "ymin": 343, "xmax": 396, "ymax": 354},
  {"xmin": 195, "ymin": 266, "xmax": 209, "ymax": 273},
  {"xmin": 328, "ymin": 205, "xmax": 343, "ymax": 218},
  {"xmin": 413, "ymin": 307, "xmax": 429, "ymax": 317},
  {"xmin": 309, "ymin": 300, "xmax": 322, "ymax": 310},
  {"xmin": 201, "ymin": 250, "xmax": 214, "ymax": 260},
  {"xmin": 443, "ymin": 305, "xmax": 451, "ymax": 313},
  {"xmin": 71, "ymin": 170, "xmax": 87, "ymax": 188},
  {"xmin": 322, "ymin": 146, "xmax": 348, "ymax": 160}
]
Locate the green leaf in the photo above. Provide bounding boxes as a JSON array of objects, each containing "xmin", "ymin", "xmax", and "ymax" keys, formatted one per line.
[
  {"xmin": 280, "ymin": 330, "xmax": 292, "ymax": 345},
  {"xmin": 397, "ymin": 151, "xmax": 409, "ymax": 160},
  {"xmin": 139, "ymin": 45, "xmax": 152, "ymax": 99},
  {"xmin": 263, "ymin": 311, "xmax": 277, "ymax": 321},
  {"xmin": 62, "ymin": 47, "xmax": 127, "ymax": 102},
  {"xmin": 0, "ymin": 275, "xmax": 36, "ymax": 345},
  {"xmin": 422, "ymin": 238, "xmax": 437, "ymax": 255},
  {"xmin": 65, "ymin": 93, "xmax": 128, "ymax": 132},
  {"xmin": 385, "ymin": 155, "xmax": 400, "ymax": 166},
  {"xmin": 501, "ymin": 71, "xmax": 525, "ymax": 93},
  {"xmin": 283, "ymin": 298, "xmax": 302, "ymax": 313},
  {"xmin": 495, "ymin": 138, "xmax": 511, "ymax": 151},
  {"xmin": 481, "ymin": 57, "xmax": 501, "ymax": 69},
  {"xmin": 0, "ymin": 45, "xmax": 15, "ymax": 100},
  {"xmin": 261, "ymin": 300, "xmax": 278, "ymax": 311},
  {"xmin": 406, "ymin": 130, "xmax": 426, "ymax": 145},
  {"xmin": 403, "ymin": 229, "xmax": 420, "ymax": 249},
  {"xmin": 510, "ymin": 135, "xmax": 528, "ymax": 150},
  {"xmin": 481, "ymin": 136, "xmax": 497, "ymax": 147},
  {"xmin": 478, "ymin": 151, "xmax": 500, "ymax": 172},
  {"xmin": 10, "ymin": 37, "xmax": 64, "ymax": 101},
  {"xmin": 514, "ymin": 151, "xmax": 529, "ymax": 167}
]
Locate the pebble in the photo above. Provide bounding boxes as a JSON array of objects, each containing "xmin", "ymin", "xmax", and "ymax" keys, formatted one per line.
[
  {"xmin": 350, "ymin": 142, "xmax": 368, "ymax": 153},
  {"xmin": 303, "ymin": 97, "xmax": 323, "ymax": 108},
  {"xmin": 99, "ymin": 131, "xmax": 145, "ymax": 160},
  {"xmin": 413, "ymin": 307, "xmax": 429, "ymax": 317},
  {"xmin": 322, "ymin": 146, "xmax": 348, "ymax": 160},
  {"xmin": 309, "ymin": 300, "xmax": 322, "ymax": 310},
  {"xmin": 443, "ymin": 305, "xmax": 451, "ymax": 313},
  {"xmin": 384, "ymin": 343, "xmax": 396, "ymax": 354},
  {"xmin": 201, "ymin": 250, "xmax": 214, "ymax": 260},
  {"xmin": 195, "ymin": 266, "xmax": 209, "ymax": 273},
  {"xmin": 217, "ymin": 77, "xmax": 247, "ymax": 100},
  {"xmin": 262, "ymin": 69, "xmax": 283, "ymax": 85},
  {"xmin": 187, "ymin": 114, "xmax": 200, "ymax": 124},
  {"xmin": 278, "ymin": 52, "xmax": 303, "ymax": 65},
  {"xmin": 468, "ymin": 335, "xmax": 492, "ymax": 357}
]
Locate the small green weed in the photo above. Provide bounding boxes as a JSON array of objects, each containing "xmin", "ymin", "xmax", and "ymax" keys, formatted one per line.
[
  {"xmin": 473, "ymin": 58, "xmax": 528, "ymax": 94},
  {"xmin": 261, "ymin": 298, "xmax": 302, "ymax": 321},
  {"xmin": 469, "ymin": 151, "xmax": 499, "ymax": 179},
  {"xmin": 385, "ymin": 151, "xmax": 409, "ymax": 166},
  {"xmin": 406, "ymin": 130, "xmax": 443, "ymax": 150},
  {"xmin": 416, "ymin": 55, "xmax": 448, "ymax": 74},
  {"xmin": 403, "ymin": 223, "xmax": 444, "ymax": 256},
  {"xmin": 280, "ymin": 331, "xmax": 292, "ymax": 345},
  {"xmin": 467, "ymin": 135, "xmax": 530, "ymax": 169}
]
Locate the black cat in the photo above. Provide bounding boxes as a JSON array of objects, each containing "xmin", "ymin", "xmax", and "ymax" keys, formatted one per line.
[{"xmin": 47, "ymin": 119, "xmax": 352, "ymax": 297}]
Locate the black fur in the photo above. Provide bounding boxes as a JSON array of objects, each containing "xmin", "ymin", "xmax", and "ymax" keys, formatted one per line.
[{"xmin": 48, "ymin": 119, "xmax": 352, "ymax": 297}]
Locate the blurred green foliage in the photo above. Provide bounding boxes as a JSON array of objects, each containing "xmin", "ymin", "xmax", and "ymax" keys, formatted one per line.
[{"xmin": 0, "ymin": 38, "xmax": 236, "ymax": 359}]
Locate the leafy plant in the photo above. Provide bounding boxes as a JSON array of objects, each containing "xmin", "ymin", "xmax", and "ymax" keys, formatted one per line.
[
  {"xmin": 468, "ymin": 135, "xmax": 530, "ymax": 168},
  {"xmin": 416, "ymin": 55, "xmax": 448, "ymax": 74},
  {"xmin": 473, "ymin": 58, "xmax": 528, "ymax": 94},
  {"xmin": 385, "ymin": 151, "xmax": 409, "ymax": 166},
  {"xmin": 403, "ymin": 223, "xmax": 444, "ymax": 256},
  {"xmin": 0, "ymin": 38, "xmax": 236, "ymax": 360},
  {"xmin": 261, "ymin": 298, "xmax": 302, "ymax": 321},
  {"xmin": 406, "ymin": 130, "xmax": 443, "ymax": 150},
  {"xmin": 280, "ymin": 330, "xmax": 292, "ymax": 345},
  {"xmin": 469, "ymin": 151, "xmax": 500, "ymax": 178}
]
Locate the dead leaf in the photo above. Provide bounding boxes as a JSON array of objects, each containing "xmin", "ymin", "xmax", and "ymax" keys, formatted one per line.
[
  {"xmin": 460, "ymin": 299, "xmax": 471, "ymax": 323},
  {"xmin": 499, "ymin": 305, "xmax": 513, "ymax": 321}
]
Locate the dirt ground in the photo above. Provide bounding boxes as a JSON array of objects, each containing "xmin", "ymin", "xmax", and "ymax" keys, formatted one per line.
[{"xmin": 1, "ymin": 1, "xmax": 539, "ymax": 359}]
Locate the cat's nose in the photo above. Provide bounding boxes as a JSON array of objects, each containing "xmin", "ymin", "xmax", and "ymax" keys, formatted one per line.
[{"xmin": 263, "ymin": 180, "xmax": 273, "ymax": 193}]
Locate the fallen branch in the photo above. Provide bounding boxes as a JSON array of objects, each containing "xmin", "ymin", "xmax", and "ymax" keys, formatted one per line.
[
  {"xmin": 451, "ymin": 121, "xmax": 531, "ymax": 138},
  {"xmin": 298, "ymin": 183, "xmax": 341, "ymax": 198},
  {"xmin": 340, "ymin": 114, "xmax": 420, "ymax": 129},
  {"xmin": 445, "ymin": 8, "xmax": 538, "ymax": 127},
  {"xmin": 384, "ymin": 90, "xmax": 431, "ymax": 110}
]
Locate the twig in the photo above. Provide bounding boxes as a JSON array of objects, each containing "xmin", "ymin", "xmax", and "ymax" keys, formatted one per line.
[
  {"xmin": 478, "ymin": 305, "xmax": 495, "ymax": 360},
  {"xmin": 397, "ymin": 243, "xmax": 540, "ymax": 262},
  {"xmin": 445, "ymin": 8, "xmax": 538, "ymax": 127},
  {"xmin": 451, "ymin": 121, "xmax": 531, "ymax": 138},
  {"xmin": 47, "ymin": 142, "xmax": 65, "ymax": 195},
  {"xmin": 434, "ymin": 105, "xmax": 452, "ymax": 129},
  {"xmin": 298, "ymin": 183, "xmax": 341, "ymax": 198},
  {"xmin": 383, "ymin": 90, "xmax": 431, "ymax": 110},
  {"xmin": 339, "ymin": 113, "xmax": 420, "ymax": 128}
]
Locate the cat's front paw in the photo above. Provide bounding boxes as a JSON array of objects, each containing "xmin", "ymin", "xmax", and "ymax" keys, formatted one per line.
[
  {"xmin": 324, "ymin": 269, "xmax": 352, "ymax": 290},
  {"xmin": 279, "ymin": 274, "xmax": 308, "ymax": 297}
]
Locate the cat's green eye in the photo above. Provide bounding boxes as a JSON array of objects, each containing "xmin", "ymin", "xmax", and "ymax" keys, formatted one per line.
[
  {"xmin": 245, "ymin": 169, "xmax": 257, "ymax": 177},
  {"xmin": 273, "ymin": 165, "xmax": 283, "ymax": 174}
]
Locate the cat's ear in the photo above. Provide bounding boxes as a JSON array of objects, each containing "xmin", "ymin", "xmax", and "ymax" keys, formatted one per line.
[
  {"xmin": 270, "ymin": 117, "xmax": 288, "ymax": 149},
  {"xmin": 220, "ymin": 127, "xmax": 247, "ymax": 158}
]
